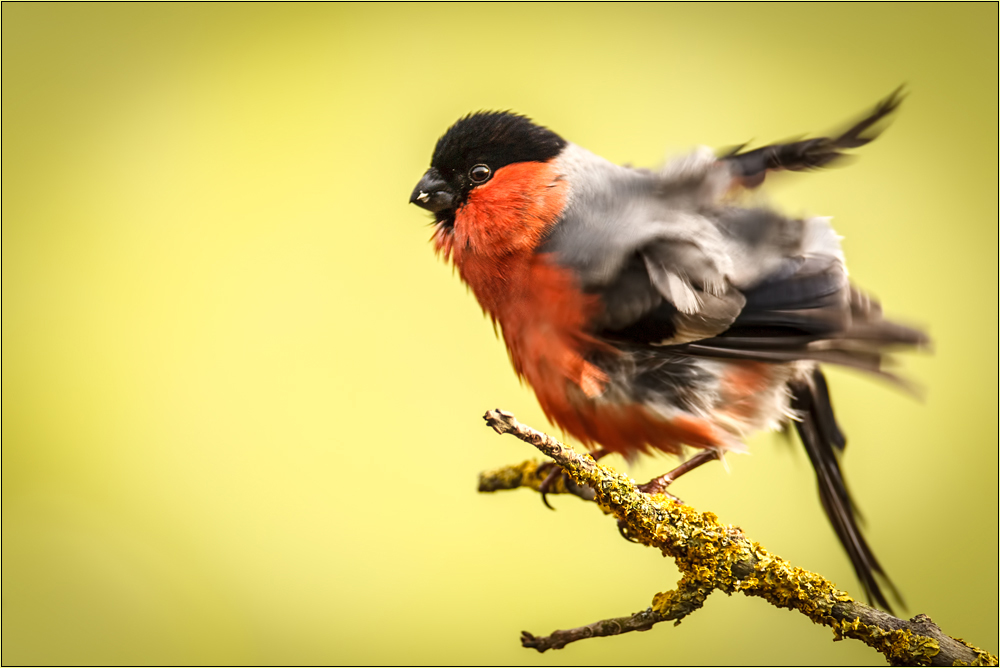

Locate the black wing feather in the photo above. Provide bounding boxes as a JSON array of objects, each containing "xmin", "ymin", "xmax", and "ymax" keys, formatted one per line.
[{"xmin": 722, "ymin": 87, "xmax": 905, "ymax": 184}]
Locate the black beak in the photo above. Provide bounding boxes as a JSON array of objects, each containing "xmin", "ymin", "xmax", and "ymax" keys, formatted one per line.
[{"xmin": 409, "ymin": 168, "xmax": 455, "ymax": 213}]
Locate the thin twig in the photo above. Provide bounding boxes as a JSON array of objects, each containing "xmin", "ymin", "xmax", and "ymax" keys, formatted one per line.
[{"xmin": 481, "ymin": 408, "xmax": 998, "ymax": 667}]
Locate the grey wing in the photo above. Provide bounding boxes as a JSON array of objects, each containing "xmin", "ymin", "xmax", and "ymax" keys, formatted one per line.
[
  {"xmin": 543, "ymin": 145, "xmax": 926, "ymax": 373},
  {"xmin": 544, "ymin": 145, "xmax": 751, "ymax": 344}
]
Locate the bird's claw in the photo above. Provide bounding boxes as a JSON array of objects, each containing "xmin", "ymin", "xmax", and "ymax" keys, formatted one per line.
[
  {"xmin": 538, "ymin": 462, "xmax": 563, "ymax": 510},
  {"xmin": 617, "ymin": 518, "xmax": 640, "ymax": 543}
]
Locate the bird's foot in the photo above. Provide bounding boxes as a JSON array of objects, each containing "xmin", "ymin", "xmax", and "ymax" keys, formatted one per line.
[
  {"xmin": 536, "ymin": 449, "xmax": 609, "ymax": 509},
  {"xmin": 635, "ymin": 449, "xmax": 722, "ymax": 502},
  {"xmin": 636, "ymin": 478, "xmax": 684, "ymax": 504}
]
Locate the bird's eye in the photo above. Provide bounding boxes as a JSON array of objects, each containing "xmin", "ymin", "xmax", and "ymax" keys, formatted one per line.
[{"xmin": 469, "ymin": 164, "xmax": 491, "ymax": 183}]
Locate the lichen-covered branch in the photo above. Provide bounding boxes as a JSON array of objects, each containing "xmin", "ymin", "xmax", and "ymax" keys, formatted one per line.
[
  {"xmin": 481, "ymin": 409, "xmax": 998, "ymax": 667},
  {"xmin": 520, "ymin": 576, "xmax": 710, "ymax": 652},
  {"xmin": 478, "ymin": 458, "xmax": 597, "ymax": 502}
]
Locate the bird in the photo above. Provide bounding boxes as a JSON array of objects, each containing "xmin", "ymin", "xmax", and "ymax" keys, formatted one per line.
[{"xmin": 409, "ymin": 89, "xmax": 925, "ymax": 612}]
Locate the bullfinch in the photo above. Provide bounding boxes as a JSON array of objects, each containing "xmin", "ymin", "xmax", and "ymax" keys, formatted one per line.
[{"xmin": 409, "ymin": 89, "xmax": 925, "ymax": 612}]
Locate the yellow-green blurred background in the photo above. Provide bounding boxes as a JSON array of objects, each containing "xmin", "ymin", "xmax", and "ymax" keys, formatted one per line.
[{"xmin": 3, "ymin": 4, "xmax": 996, "ymax": 665}]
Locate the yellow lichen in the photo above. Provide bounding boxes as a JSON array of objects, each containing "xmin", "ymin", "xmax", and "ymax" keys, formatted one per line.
[
  {"xmin": 950, "ymin": 638, "xmax": 1000, "ymax": 667},
  {"xmin": 833, "ymin": 617, "xmax": 941, "ymax": 666}
]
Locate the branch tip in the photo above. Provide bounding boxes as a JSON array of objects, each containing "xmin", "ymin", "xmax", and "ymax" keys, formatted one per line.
[{"xmin": 483, "ymin": 408, "xmax": 516, "ymax": 434}]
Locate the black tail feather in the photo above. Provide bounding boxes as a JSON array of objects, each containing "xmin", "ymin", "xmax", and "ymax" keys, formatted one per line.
[
  {"xmin": 788, "ymin": 368, "xmax": 904, "ymax": 613},
  {"xmin": 809, "ymin": 369, "xmax": 847, "ymax": 453}
]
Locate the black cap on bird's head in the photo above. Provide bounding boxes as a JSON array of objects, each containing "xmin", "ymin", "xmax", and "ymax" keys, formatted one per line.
[{"xmin": 410, "ymin": 112, "xmax": 566, "ymax": 221}]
